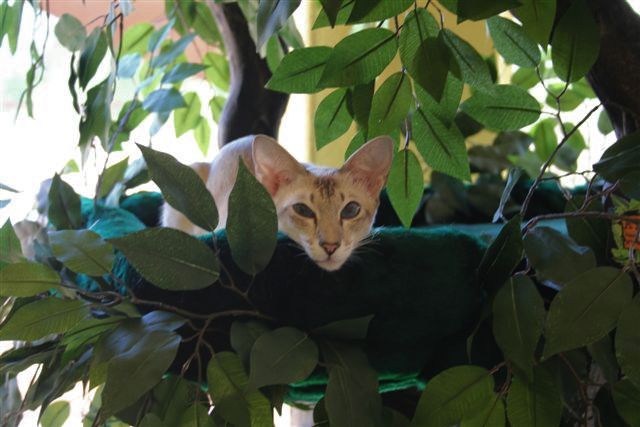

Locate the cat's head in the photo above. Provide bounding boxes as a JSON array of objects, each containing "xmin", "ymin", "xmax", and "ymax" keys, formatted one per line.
[{"xmin": 252, "ymin": 135, "xmax": 394, "ymax": 271}]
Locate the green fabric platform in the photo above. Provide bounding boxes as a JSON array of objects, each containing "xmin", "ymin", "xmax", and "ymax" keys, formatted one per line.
[{"xmin": 81, "ymin": 189, "xmax": 565, "ymax": 401}]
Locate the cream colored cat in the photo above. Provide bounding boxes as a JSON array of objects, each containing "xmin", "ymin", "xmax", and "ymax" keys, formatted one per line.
[{"xmin": 161, "ymin": 134, "xmax": 394, "ymax": 271}]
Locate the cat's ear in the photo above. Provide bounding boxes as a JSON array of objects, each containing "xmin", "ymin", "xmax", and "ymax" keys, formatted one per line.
[
  {"xmin": 342, "ymin": 135, "xmax": 394, "ymax": 197},
  {"xmin": 252, "ymin": 135, "xmax": 306, "ymax": 196}
]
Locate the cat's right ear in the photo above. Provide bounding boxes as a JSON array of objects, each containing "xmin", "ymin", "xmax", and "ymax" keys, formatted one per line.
[{"xmin": 252, "ymin": 135, "xmax": 306, "ymax": 196}]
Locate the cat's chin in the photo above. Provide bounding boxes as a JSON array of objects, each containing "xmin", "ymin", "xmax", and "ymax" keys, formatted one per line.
[{"xmin": 313, "ymin": 257, "xmax": 346, "ymax": 272}]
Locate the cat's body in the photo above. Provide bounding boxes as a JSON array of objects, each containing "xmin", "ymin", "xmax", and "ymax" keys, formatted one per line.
[{"xmin": 162, "ymin": 134, "xmax": 393, "ymax": 271}]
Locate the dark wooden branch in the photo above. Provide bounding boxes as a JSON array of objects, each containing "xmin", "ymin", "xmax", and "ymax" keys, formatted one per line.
[
  {"xmin": 585, "ymin": 0, "xmax": 640, "ymax": 137},
  {"xmin": 209, "ymin": 2, "xmax": 289, "ymax": 147}
]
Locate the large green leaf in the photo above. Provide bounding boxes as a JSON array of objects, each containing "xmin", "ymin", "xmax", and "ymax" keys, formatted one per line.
[
  {"xmin": 40, "ymin": 400, "xmax": 70, "ymax": 427},
  {"xmin": 544, "ymin": 267, "xmax": 633, "ymax": 358},
  {"xmin": 524, "ymin": 226, "xmax": 596, "ymax": 284},
  {"xmin": 457, "ymin": 0, "xmax": 522, "ymax": 22},
  {"xmin": 266, "ymin": 47, "xmax": 333, "ymax": 94},
  {"xmin": 256, "ymin": 0, "xmax": 301, "ymax": 48},
  {"xmin": 79, "ymin": 77, "xmax": 113, "ymax": 149},
  {"xmin": 226, "ymin": 161, "xmax": 278, "ymax": 275},
  {"xmin": 460, "ymin": 85, "xmax": 541, "ymax": 131},
  {"xmin": 109, "ymin": 228, "xmax": 219, "ymax": 290},
  {"xmin": 314, "ymin": 89, "xmax": 352, "ymax": 149},
  {"xmin": 203, "ymin": 52, "xmax": 230, "ymax": 91},
  {"xmin": 138, "ymin": 144, "xmax": 218, "ymax": 231},
  {"xmin": 194, "ymin": 117, "xmax": 211, "ymax": 156},
  {"xmin": 565, "ymin": 197, "xmax": 609, "ymax": 265},
  {"xmin": 0, "ymin": 221, "xmax": 23, "ymax": 265},
  {"xmin": 0, "ymin": 299, "xmax": 89, "ymax": 341},
  {"xmin": 78, "ymin": 28, "xmax": 107, "ymax": 89},
  {"xmin": 178, "ymin": 404, "xmax": 215, "ymax": 427},
  {"xmin": 386, "ymin": 149, "xmax": 423, "ymax": 228},
  {"xmin": 231, "ymin": 320, "xmax": 271, "ymax": 370},
  {"xmin": 54, "ymin": 14, "xmax": 86, "ymax": 51},
  {"xmin": 318, "ymin": 28, "xmax": 397, "ymax": 87},
  {"xmin": 516, "ymin": 0, "xmax": 556, "ymax": 46},
  {"xmin": 367, "ymin": 72, "xmax": 412, "ymax": 137},
  {"xmin": 612, "ymin": 379, "xmax": 640, "ymax": 427},
  {"xmin": 477, "ymin": 215, "xmax": 523, "ymax": 293},
  {"xmin": 48, "ymin": 174, "xmax": 82, "ymax": 230},
  {"xmin": 350, "ymin": 81, "xmax": 374, "ymax": 135},
  {"xmin": 412, "ymin": 108, "xmax": 471, "ymax": 181},
  {"xmin": 487, "ymin": 17, "xmax": 540, "ymax": 68},
  {"xmin": 532, "ymin": 118, "xmax": 556, "ymax": 161},
  {"xmin": 152, "ymin": 34, "xmax": 195, "ymax": 68},
  {"xmin": 616, "ymin": 295, "xmax": 640, "ymax": 389},
  {"xmin": 0, "ymin": 262, "xmax": 60, "ymax": 297},
  {"xmin": 142, "ymin": 88, "xmax": 187, "ymax": 113},
  {"xmin": 415, "ymin": 75, "xmax": 463, "ymax": 127},
  {"xmin": 322, "ymin": 340, "xmax": 382, "ymax": 427},
  {"xmin": 101, "ymin": 329, "xmax": 180, "ymax": 416},
  {"xmin": 207, "ymin": 352, "xmax": 272, "ymax": 427},
  {"xmin": 411, "ymin": 34, "xmax": 455, "ymax": 102},
  {"xmin": 442, "ymin": 29, "xmax": 493, "ymax": 90},
  {"xmin": 506, "ymin": 368, "xmax": 562, "ymax": 427},
  {"xmin": 192, "ymin": 2, "xmax": 221, "ymax": 45},
  {"xmin": 313, "ymin": 0, "xmax": 355, "ymax": 28},
  {"xmin": 398, "ymin": 9, "xmax": 439, "ymax": 92},
  {"xmin": 593, "ymin": 131, "xmax": 640, "ymax": 182},
  {"xmin": 49, "ymin": 230, "xmax": 114, "ymax": 276},
  {"xmin": 347, "ymin": 0, "xmax": 412, "ymax": 24},
  {"xmin": 174, "ymin": 92, "xmax": 201, "ymax": 138},
  {"xmin": 162, "ymin": 62, "xmax": 207, "ymax": 85},
  {"xmin": 248, "ymin": 327, "xmax": 319, "ymax": 389},
  {"xmin": 551, "ymin": 0, "xmax": 600, "ymax": 82},
  {"xmin": 412, "ymin": 365, "xmax": 494, "ymax": 426},
  {"xmin": 460, "ymin": 396, "xmax": 505, "ymax": 427},
  {"xmin": 99, "ymin": 158, "xmax": 129, "ymax": 198},
  {"xmin": 319, "ymin": 0, "xmax": 342, "ymax": 27},
  {"xmin": 493, "ymin": 276, "xmax": 544, "ymax": 379},
  {"xmin": 122, "ymin": 23, "xmax": 154, "ymax": 55}
]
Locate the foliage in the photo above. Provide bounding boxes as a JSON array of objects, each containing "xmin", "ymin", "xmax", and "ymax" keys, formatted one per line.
[{"xmin": 1, "ymin": 0, "xmax": 640, "ymax": 426}]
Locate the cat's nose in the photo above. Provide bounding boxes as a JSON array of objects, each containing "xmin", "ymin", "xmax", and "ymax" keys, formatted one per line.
[{"xmin": 321, "ymin": 242, "xmax": 340, "ymax": 256}]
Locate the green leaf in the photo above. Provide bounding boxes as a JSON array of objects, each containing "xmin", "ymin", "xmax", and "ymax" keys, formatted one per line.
[
  {"xmin": 493, "ymin": 276, "xmax": 544, "ymax": 379},
  {"xmin": 588, "ymin": 335, "xmax": 619, "ymax": 384},
  {"xmin": 367, "ymin": 72, "xmax": 412, "ymax": 137},
  {"xmin": 312, "ymin": 315, "xmax": 373, "ymax": 341},
  {"xmin": 477, "ymin": 215, "xmax": 523, "ymax": 293},
  {"xmin": 256, "ymin": 0, "xmax": 301, "ymax": 48},
  {"xmin": 209, "ymin": 96, "xmax": 225, "ymax": 122},
  {"xmin": 612, "ymin": 379, "xmax": 640, "ymax": 427},
  {"xmin": 347, "ymin": 0, "xmax": 412, "ymax": 24},
  {"xmin": 457, "ymin": 0, "xmax": 522, "ymax": 22},
  {"xmin": 616, "ymin": 295, "xmax": 640, "ymax": 389},
  {"xmin": 593, "ymin": 131, "xmax": 640, "ymax": 182},
  {"xmin": 319, "ymin": 0, "xmax": 342, "ymax": 27},
  {"xmin": 460, "ymin": 396, "xmax": 505, "ymax": 427},
  {"xmin": 318, "ymin": 28, "xmax": 397, "ymax": 87},
  {"xmin": 412, "ymin": 366, "xmax": 494, "ymax": 426},
  {"xmin": 174, "ymin": 92, "xmax": 201, "ymax": 138},
  {"xmin": 442, "ymin": 29, "xmax": 493, "ymax": 90},
  {"xmin": 487, "ymin": 17, "xmax": 540, "ymax": 68},
  {"xmin": 386, "ymin": 149, "xmax": 423, "ymax": 228},
  {"xmin": 598, "ymin": 110, "xmax": 614, "ymax": 135},
  {"xmin": 314, "ymin": 89, "xmax": 352, "ymax": 149},
  {"xmin": 532, "ymin": 118, "xmax": 556, "ymax": 161},
  {"xmin": 203, "ymin": 52, "xmax": 230, "ymax": 91},
  {"xmin": 78, "ymin": 28, "xmax": 108, "ymax": 89},
  {"xmin": 412, "ymin": 108, "xmax": 471, "ymax": 181},
  {"xmin": 152, "ymin": 34, "xmax": 196, "ymax": 68},
  {"xmin": 399, "ymin": 9, "xmax": 439, "ymax": 69},
  {"xmin": 415, "ymin": 76, "xmax": 463, "ymax": 127},
  {"xmin": 0, "ymin": 299, "xmax": 88, "ymax": 341},
  {"xmin": 227, "ymin": 161, "xmax": 278, "ymax": 275},
  {"xmin": 143, "ymin": 88, "xmax": 187, "ymax": 113},
  {"xmin": 565, "ymin": 197, "xmax": 609, "ymax": 265},
  {"xmin": 54, "ymin": 14, "xmax": 86, "ymax": 51},
  {"xmin": 460, "ymin": 85, "xmax": 541, "ymax": 131},
  {"xmin": 194, "ymin": 117, "xmax": 211, "ymax": 156},
  {"xmin": 148, "ymin": 18, "xmax": 175, "ymax": 53},
  {"xmin": 524, "ymin": 226, "xmax": 596, "ymax": 284},
  {"xmin": 40, "ymin": 400, "xmax": 70, "ymax": 427},
  {"xmin": 231, "ymin": 320, "xmax": 271, "ymax": 370},
  {"xmin": 162, "ymin": 62, "xmax": 207, "ymax": 85},
  {"xmin": 192, "ymin": 2, "xmax": 221, "ymax": 45},
  {"xmin": 207, "ymin": 352, "xmax": 272, "ymax": 427},
  {"xmin": 49, "ymin": 230, "xmax": 114, "ymax": 276},
  {"xmin": 110, "ymin": 228, "xmax": 219, "ymax": 290},
  {"xmin": 79, "ymin": 77, "xmax": 113, "ymax": 149},
  {"xmin": 0, "ymin": 262, "xmax": 60, "ymax": 297},
  {"xmin": 511, "ymin": 67, "xmax": 539, "ymax": 89},
  {"xmin": 101, "ymin": 329, "xmax": 181, "ymax": 417},
  {"xmin": 313, "ymin": 0, "xmax": 355, "ymax": 28},
  {"xmin": 48, "ymin": 174, "xmax": 82, "ymax": 230},
  {"xmin": 117, "ymin": 53, "xmax": 142, "ymax": 79},
  {"xmin": 555, "ymin": 124, "xmax": 586, "ymax": 172},
  {"xmin": 138, "ymin": 144, "xmax": 218, "ymax": 231},
  {"xmin": 410, "ymin": 34, "xmax": 456, "ymax": 102},
  {"xmin": 0, "ymin": 221, "xmax": 23, "ymax": 264},
  {"xmin": 0, "ymin": 0, "xmax": 23, "ymax": 54},
  {"xmin": 322, "ymin": 340, "xmax": 382, "ymax": 427},
  {"xmin": 178, "ymin": 404, "xmax": 215, "ymax": 427},
  {"xmin": 506, "ymin": 368, "xmax": 562, "ymax": 427},
  {"xmin": 551, "ymin": 0, "xmax": 600, "ymax": 82},
  {"xmin": 248, "ymin": 327, "xmax": 319, "ymax": 389},
  {"xmin": 543, "ymin": 267, "xmax": 633, "ymax": 358},
  {"xmin": 99, "ymin": 158, "xmax": 129, "ymax": 198},
  {"xmin": 350, "ymin": 81, "xmax": 374, "ymax": 134},
  {"xmin": 122, "ymin": 23, "xmax": 154, "ymax": 55},
  {"xmin": 516, "ymin": 0, "xmax": 556, "ymax": 46},
  {"xmin": 266, "ymin": 46, "xmax": 332, "ymax": 94}
]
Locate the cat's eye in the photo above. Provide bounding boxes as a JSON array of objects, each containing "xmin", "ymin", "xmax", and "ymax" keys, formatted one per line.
[
  {"xmin": 293, "ymin": 203, "xmax": 315, "ymax": 218},
  {"xmin": 341, "ymin": 201, "xmax": 361, "ymax": 219}
]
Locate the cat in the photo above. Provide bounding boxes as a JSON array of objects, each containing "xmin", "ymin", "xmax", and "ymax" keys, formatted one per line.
[{"xmin": 161, "ymin": 134, "xmax": 394, "ymax": 271}]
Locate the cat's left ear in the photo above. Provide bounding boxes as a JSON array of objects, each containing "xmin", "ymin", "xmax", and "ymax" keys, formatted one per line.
[
  {"xmin": 341, "ymin": 135, "xmax": 394, "ymax": 197},
  {"xmin": 252, "ymin": 135, "xmax": 306, "ymax": 196}
]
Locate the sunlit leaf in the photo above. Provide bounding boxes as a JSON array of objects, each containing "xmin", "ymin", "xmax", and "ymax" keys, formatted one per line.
[
  {"xmin": 0, "ymin": 299, "xmax": 89, "ymax": 341},
  {"xmin": 266, "ymin": 47, "xmax": 332, "ymax": 94},
  {"xmin": 0, "ymin": 262, "xmax": 60, "ymax": 297},
  {"xmin": 461, "ymin": 85, "xmax": 540, "ymax": 131},
  {"xmin": 54, "ymin": 14, "xmax": 86, "ymax": 51},
  {"xmin": 314, "ymin": 89, "xmax": 352, "ymax": 149},
  {"xmin": 487, "ymin": 17, "xmax": 540, "ymax": 68}
]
